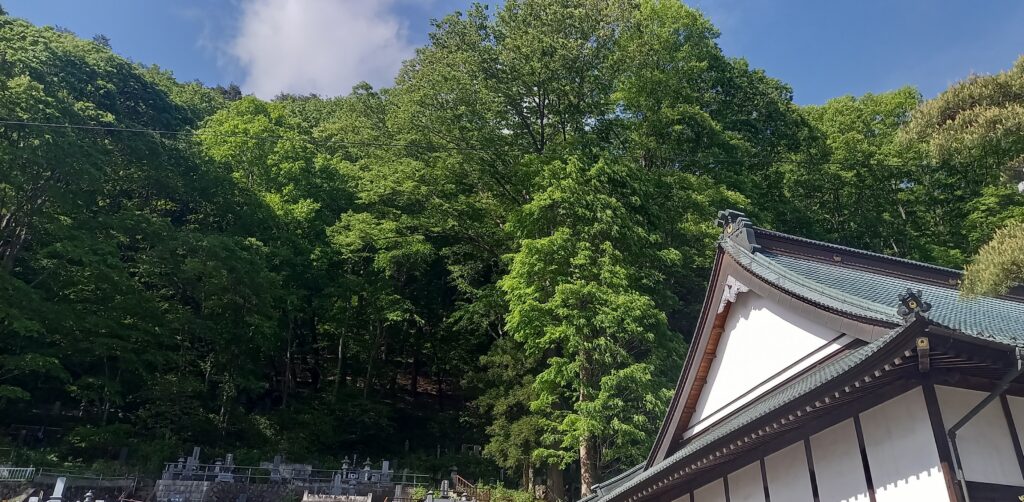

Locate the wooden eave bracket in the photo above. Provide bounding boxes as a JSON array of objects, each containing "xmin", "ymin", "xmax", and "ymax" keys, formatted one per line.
[{"xmin": 917, "ymin": 336, "xmax": 931, "ymax": 373}]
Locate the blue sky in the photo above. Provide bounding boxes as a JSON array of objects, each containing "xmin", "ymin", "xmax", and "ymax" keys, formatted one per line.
[{"xmin": 6, "ymin": 0, "xmax": 1024, "ymax": 104}]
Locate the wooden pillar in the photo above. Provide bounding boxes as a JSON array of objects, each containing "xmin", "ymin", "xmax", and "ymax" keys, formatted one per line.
[{"xmin": 922, "ymin": 382, "xmax": 966, "ymax": 502}]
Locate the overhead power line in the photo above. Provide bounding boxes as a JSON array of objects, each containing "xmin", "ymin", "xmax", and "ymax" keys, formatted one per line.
[
  {"xmin": 0, "ymin": 118, "xmax": 976, "ymax": 170},
  {"xmin": 0, "ymin": 119, "xmax": 490, "ymax": 152}
]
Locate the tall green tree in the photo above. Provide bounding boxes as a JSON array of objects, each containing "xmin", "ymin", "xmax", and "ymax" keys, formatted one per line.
[
  {"xmin": 500, "ymin": 157, "xmax": 735, "ymax": 495},
  {"xmin": 782, "ymin": 88, "xmax": 922, "ymax": 253},
  {"xmin": 611, "ymin": 0, "xmax": 808, "ymax": 225},
  {"xmin": 901, "ymin": 57, "xmax": 1024, "ymax": 269}
]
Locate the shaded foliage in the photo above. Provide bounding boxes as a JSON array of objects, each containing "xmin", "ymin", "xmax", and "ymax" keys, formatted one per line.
[{"xmin": 1, "ymin": 4, "xmax": 1022, "ymax": 500}]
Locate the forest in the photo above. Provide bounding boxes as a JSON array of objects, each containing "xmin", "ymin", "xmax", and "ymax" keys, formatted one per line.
[{"xmin": 0, "ymin": 0, "xmax": 1022, "ymax": 498}]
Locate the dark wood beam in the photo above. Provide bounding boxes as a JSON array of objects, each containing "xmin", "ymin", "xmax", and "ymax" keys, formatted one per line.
[
  {"xmin": 653, "ymin": 376, "xmax": 918, "ymax": 497},
  {"xmin": 759, "ymin": 458, "xmax": 770, "ymax": 502},
  {"xmin": 673, "ymin": 301, "xmax": 733, "ymax": 449},
  {"xmin": 999, "ymin": 394, "xmax": 1024, "ymax": 482},
  {"xmin": 922, "ymin": 381, "xmax": 965, "ymax": 502},
  {"xmin": 852, "ymin": 414, "xmax": 877, "ymax": 502},
  {"xmin": 804, "ymin": 438, "xmax": 820, "ymax": 502}
]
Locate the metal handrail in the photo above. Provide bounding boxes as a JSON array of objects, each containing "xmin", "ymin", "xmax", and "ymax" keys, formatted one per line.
[
  {"xmin": 0, "ymin": 466, "xmax": 35, "ymax": 482},
  {"xmin": 35, "ymin": 467, "xmax": 135, "ymax": 482},
  {"xmin": 452, "ymin": 475, "xmax": 491, "ymax": 502},
  {"xmin": 162, "ymin": 463, "xmax": 433, "ymax": 486}
]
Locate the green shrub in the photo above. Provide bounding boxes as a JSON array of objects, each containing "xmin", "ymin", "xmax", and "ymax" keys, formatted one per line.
[
  {"xmin": 480, "ymin": 484, "xmax": 539, "ymax": 502},
  {"xmin": 411, "ymin": 486, "xmax": 428, "ymax": 501}
]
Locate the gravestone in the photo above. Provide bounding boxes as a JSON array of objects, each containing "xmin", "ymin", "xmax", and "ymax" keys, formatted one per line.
[
  {"xmin": 217, "ymin": 454, "xmax": 235, "ymax": 483},
  {"xmin": 269, "ymin": 455, "xmax": 283, "ymax": 484},
  {"xmin": 164, "ymin": 457, "xmax": 186, "ymax": 480},
  {"xmin": 183, "ymin": 448, "xmax": 201, "ymax": 480},
  {"xmin": 47, "ymin": 476, "xmax": 66, "ymax": 502},
  {"xmin": 330, "ymin": 473, "xmax": 342, "ymax": 496}
]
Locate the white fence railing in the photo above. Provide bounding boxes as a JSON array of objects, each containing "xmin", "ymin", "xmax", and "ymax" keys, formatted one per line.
[
  {"xmin": 0, "ymin": 466, "xmax": 35, "ymax": 482},
  {"xmin": 303, "ymin": 492, "xmax": 373, "ymax": 502}
]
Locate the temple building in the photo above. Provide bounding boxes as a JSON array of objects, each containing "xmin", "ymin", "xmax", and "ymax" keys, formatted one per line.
[{"xmin": 585, "ymin": 210, "xmax": 1024, "ymax": 502}]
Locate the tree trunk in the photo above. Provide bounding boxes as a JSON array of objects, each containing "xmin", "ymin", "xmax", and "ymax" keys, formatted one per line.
[
  {"xmin": 579, "ymin": 437, "xmax": 597, "ymax": 498},
  {"xmin": 523, "ymin": 462, "xmax": 534, "ymax": 494},
  {"xmin": 409, "ymin": 355, "xmax": 419, "ymax": 397},
  {"xmin": 579, "ymin": 355, "xmax": 597, "ymax": 498},
  {"xmin": 282, "ymin": 316, "xmax": 293, "ymax": 407},
  {"xmin": 0, "ymin": 170, "xmax": 56, "ymax": 272},
  {"xmin": 218, "ymin": 377, "xmax": 233, "ymax": 434},
  {"xmin": 364, "ymin": 322, "xmax": 383, "ymax": 399},
  {"xmin": 436, "ymin": 371, "xmax": 444, "ymax": 410},
  {"xmin": 334, "ymin": 329, "xmax": 345, "ymax": 401},
  {"xmin": 310, "ymin": 311, "xmax": 322, "ymax": 390},
  {"xmin": 546, "ymin": 464, "xmax": 565, "ymax": 502}
]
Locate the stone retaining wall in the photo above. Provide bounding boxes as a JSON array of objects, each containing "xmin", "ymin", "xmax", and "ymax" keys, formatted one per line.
[
  {"xmin": 155, "ymin": 480, "xmax": 305, "ymax": 502},
  {"xmin": 1, "ymin": 482, "xmax": 127, "ymax": 502}
]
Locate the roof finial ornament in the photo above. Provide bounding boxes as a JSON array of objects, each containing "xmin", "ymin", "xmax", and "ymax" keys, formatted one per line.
[
  {"xmin": 715, "ymin": 209, "xmax": 758, "ymax": 252},
  {"xmin": 897, "ymin": 288, "xmax": 931, "ymax": 319}
]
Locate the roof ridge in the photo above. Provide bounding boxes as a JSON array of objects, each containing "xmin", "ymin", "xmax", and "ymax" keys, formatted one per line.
[
  {"xmin": 721, "ymin": 238, "xmax": 904, "ymax": 325},
  {"xmin": 752, "ymin": 226, "xmax": 963, "ymax": 275}
]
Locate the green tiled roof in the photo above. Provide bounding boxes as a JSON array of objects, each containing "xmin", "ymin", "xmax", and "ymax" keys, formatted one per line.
[
  {"xmin": 762, "ymin": 251, "xmax": 1024, "ymax": 346},
  {"xmin": 597, "ymin": 226, "xmax": 1024, "ymax": 502},
  {"xmin": 582, "ymin": 464, "xmax": 644, "ymax": 502},
  {"xmin": 720, "ymin": 239, "xmax": 903, "ymax": 325},
  {"xmin": 598, "ymin": 327, "xmax": 906, "ymax": 502},
  {"xmin": 761, "ymin": 248, "xmax": 1024, "ymax": 346},
  {"xmin": 721, "ymin": 234, "xmax": 1024, "ymax": 346}
]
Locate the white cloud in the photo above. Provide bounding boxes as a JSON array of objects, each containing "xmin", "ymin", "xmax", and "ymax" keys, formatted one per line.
[{"xmin": 229, "ymin": 0, "xmax": 415, "ymax": 98}]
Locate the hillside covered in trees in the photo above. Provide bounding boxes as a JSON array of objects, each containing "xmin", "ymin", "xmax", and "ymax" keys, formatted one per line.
[{"xmin": 0, "ymin": 1, "xmax": 1022, "ymax": 497}]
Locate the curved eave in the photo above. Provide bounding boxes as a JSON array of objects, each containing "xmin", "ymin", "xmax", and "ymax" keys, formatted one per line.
[
  {"xmin": 644, "ymin": 239, "xmax": 901, "ymax": 471},
  {"xmin": 643, "ymin": 248, "xmax": 727, "ymax": 469},
  {"xmin": 600, "ymin": 320, "xmax": 926, "ymax": 502},
  {"xmin": 720, "ymin": 238, "xmax": 904, "ymax": 326}
]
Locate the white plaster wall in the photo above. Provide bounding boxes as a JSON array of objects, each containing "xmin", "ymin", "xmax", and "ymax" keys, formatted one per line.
[
  {"xmin": 809, "ymin": 419, "xmax": 870, "ymax": 502},
  {"xmin": 764, "ymin": 442, "xmax": 814, "ymax": 502},
  {"xmin": 687, "ymin": 291, "xmax": 846, "ymax": 436},
  {"xmin": 1005, "ymin": 396, "xmax": 1024, "ymax": 459},
  {"xmin": 936, "ymin": 386, "xmax": 1023, "ymax": 486},
  {"xmin": 859, "ymin": 388, "xmax": 950, "ymax": 502},
  {"xmin": 692, "ymin": 478, "xmax": 725, "ymax": 502},
  {"xmin": 727, "ymin": 461, "xmax": 765, "ymax": 502}
]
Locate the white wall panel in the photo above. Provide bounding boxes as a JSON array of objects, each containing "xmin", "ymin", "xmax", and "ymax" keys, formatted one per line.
[
  {"xmin": 810, "ymin": 419, "xmax": 870, "ymax": 502},
  {"xmin": 859, "ymin": 388, "xmax": 950, "ymax": 502},
  {"xmin": 692, "ymin": 478, "xmax": 725, "ymax": 502},
  {"xmin": 727, "ymin": 461, "xmax": 765, "ymax": 502},
  {"xmin": 1005, "ymin": 396, "xmax": 1024, "ymax": 460},
  {"xmin": 765, "ymin": 442, "xmax": 814, "ymax": 502},
  {"xmin": 936, "ymin": 386, "xmax": 1023, "ymax": 486},
  {"xmin": 688, "ymin": 292, "xmax": 845, "ymax": 436}
]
